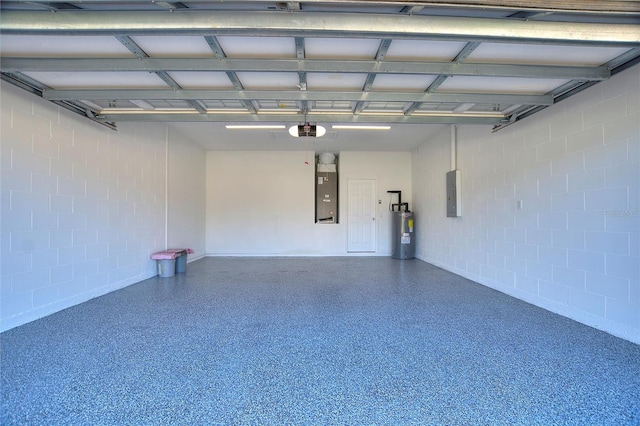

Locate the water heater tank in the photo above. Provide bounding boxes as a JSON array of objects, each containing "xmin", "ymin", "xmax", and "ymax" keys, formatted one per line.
[{"xmin": 391, "ymin": 211, "xmax": 415, "ymax": 259}]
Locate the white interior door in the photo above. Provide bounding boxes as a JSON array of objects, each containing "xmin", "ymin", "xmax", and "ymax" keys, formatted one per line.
[{"xmin": 347, "ymin": 179, "xmax": 377, "ymax": 253}]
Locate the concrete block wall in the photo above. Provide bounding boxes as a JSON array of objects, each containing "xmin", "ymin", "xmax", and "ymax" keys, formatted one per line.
[
  {"xmin": 206, "ymin": 151, "xmax": 412, "ymax": 255},
  {"xmin": 412, "ymin": 64, "xmax": 639, "ymax": 343},
  {"xmin": 167, "ymin": 130, "xmax": 207, "ymax": 258},
  {"xmin": 1, "ymin": 82, "xmax": 168, "ymax": 331}
]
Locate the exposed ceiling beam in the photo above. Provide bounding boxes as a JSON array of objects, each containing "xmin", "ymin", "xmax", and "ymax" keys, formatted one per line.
[
  {"xmin": 1, "ymin": 58, "xmax": 612, "ymax": 81},
  {"xmin": 95, "ymin": 112, "xmax": 507, "ymax": 125},
  {"xmin": 1, "ymin": 71, "xmax": 115, "ymax": 129},
  {"xmin": 404, "ymin": 40, "xmax": 481, "ymax": 115},
  {"xmin": 355, "ymin": 38, "xmax": 393, "ymax": 114},
  {"xmin": 202, "ymin": 35, "xmax": 257, "ymax": 113},
  {"xmin": 2, "ymin": 11, "xmax": 638, "ymax": 46},
  {"xmin": 6, "ymin": 0, "xmax": 640, "ymax": 15},
  {"xmin": 42, "ymin": 89, "xmax": 553, "ymax": 105},
  {"xmin": 493, "ymin": 47, "xmax": 640, "ymax": 131},
  {"xmin": 400, "ymin": 5, "xmax": 425, "ymax": 14},
  {"xmin": 284, "ymin": 2, "xmax": 301, "ymax": 11},
  {"xmin": 115, "ymin": 35, "xmax": 149, "ymax": 58},
  {"xmin": 294, "ymin": 37, "xmax": 309, "ymax": 112},
  {"xmin": 113, "ymin": 35, "xmax": 208, "ymax": 114},
  {"xmin": 508, "ymin": 11, "xmax": 555, "ymax": 20}
]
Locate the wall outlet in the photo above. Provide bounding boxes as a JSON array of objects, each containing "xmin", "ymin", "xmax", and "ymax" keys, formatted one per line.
[{"xmin": 517, "ymin": 200, "xmax": 524, "ymax": 210}]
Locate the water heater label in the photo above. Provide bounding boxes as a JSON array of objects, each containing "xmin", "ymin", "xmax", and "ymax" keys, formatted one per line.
[
  {"xmin": 401, "ymin": 233, "xmax": 410, "ymax": 244},
  {"xmin": 408, "ymin": 219, "xmax": 414, "ymax": 232}
]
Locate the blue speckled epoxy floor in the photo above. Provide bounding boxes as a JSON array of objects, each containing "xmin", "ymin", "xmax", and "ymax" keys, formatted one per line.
[{"xmin": 2, "ymin": 257, "xmax": 639, "ymax": 425}]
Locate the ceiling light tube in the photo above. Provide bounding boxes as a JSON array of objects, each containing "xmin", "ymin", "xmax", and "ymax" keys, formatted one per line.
[
  {"xmin": 359, "ymin": 111, "xmax": 405, "ymax": 116},
  {"xmin": 100, "ymin": 108, "xmax": 196, "ymax": 114},
  {"xmin": 412, "ymin": 111, "xmax": 505, "ymax": 118},
  {"xmin": 332, "ymin": 125, "xmax": 391, "ymax": 130},
  {"xmin": 225, "ymin": 125, "xmax": 286, "ymax": 129}
]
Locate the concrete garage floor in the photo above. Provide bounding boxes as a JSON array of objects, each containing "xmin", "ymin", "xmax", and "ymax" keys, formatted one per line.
[{"xmin": 2, "ymin": 257, "xmax": 639, "ymax": 425}]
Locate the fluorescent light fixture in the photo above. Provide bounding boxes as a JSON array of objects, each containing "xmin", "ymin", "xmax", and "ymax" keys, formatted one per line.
[
  {"xmin": 309, "ymin": 109, "xmax": 353, "ymax": 114},
  {"xmin": 100, "ymin": 108, "xmax": 196, "ymax": 114},
  {"xmin": 332, "ymin": 125, "xmax": 391, "ymax": 130},
  {"xmin": 412, "ymin": 111, "xmax": 505, "ymax": 118},
  {"xmin": 225, "ymin": 125, "xmax": 286, "ymax": 129},
  {"xmin": 206, "ymin": 109, "xmax": 251, "ymax": 114},
  {"xmin": 256, "ymin": 110, "xmax": 300, "ymax": 115}
]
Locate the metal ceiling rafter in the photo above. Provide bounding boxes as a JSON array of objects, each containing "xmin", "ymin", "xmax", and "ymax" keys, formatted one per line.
[
  {"xmin": 2, "ymin": 2, "xmax": 638, "ymax": 131},
  {"xmin": 41, "ymin": 89, "xmax": 553, "ymax": 105},
  {"xmin": 508, "ymin": 11, "xmax": 555, "ymax": 20},
  {"xmin": 155, "ymin": 71, "xmax": 208, "ymax": 113},
  {"xmin": 494, "ymin": 79, "xmax": 598, "ymax": 131},
  {"xmin": 493, "ymin": 47, "xmax": 640, "ymax": 131},
  {"xmin": 17, "ymin": 1, "xmax": 81, "ymax": 11},
  {"xmin": 400, "ymin": 5, "xmax": 425, "ymax": 14},
  {"xmin": 152, "ymin": 2, "xmax": 189, "ymax": 10},
  {"xmin": 95, "ymin": 112, "xmax": 507, "ymax": 125},
  {"xmin": 114, "ymin": 35, "xmax": 208, "ymax": 114},
  {"xmin": 204, "ymin": 34, "xmax": 257, "ymax": 114},
  {"xmin": 1, "ymin": 71, "xmax": 44, "ymax": 98},
  {"xmin": 369, "ymin": 38, "xmax": 393, "ymax": 86},
  {"xmin": 453, "ymin": 41, "xmax": 483, "ymax": 62},
  {"xmin": 0, "ymin": 0, "xmax": 112, "ymax": 128},
  {"xmin": 0, "ymin": 71, "xmax": 116, "ymax": 129},
  {"xmin": 115, "ymin": 36, "xmax": 148, "ymax": 58},
  {"xmin": 1, "ymin": 57, "xmax": 613, "ymax": 81},
  {"xmin": 4, "ymin": 0, "xmax": 640, "ymax": 15},
  {"xmin": 204, "ymin": 35, "xmax": 225, "ymax": 58},
  {"xmin": 355, "ymin": 38, "xmax": 393, "ymax": 115},
  {"xmin": 404, "ymin": 40, "xmax": 481, "ymax": 115},
  {"xmin": 2, "ymin": 11, "xmax": 638, "ymax": 46},
  {"xmin": 295, "ymin": 36, "xmax": 309, "ymax": 115}
]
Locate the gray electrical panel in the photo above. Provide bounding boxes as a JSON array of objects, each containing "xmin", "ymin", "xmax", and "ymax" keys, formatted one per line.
[
  {"xmin": 447, "ymin": 169, "xmax": 461, "ymax": 217},
  {"xmin": 316, "ymin": 153, "xmax": 338, "ymax": 224}
]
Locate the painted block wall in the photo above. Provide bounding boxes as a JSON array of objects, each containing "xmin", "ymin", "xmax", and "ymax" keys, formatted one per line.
[
  {"xmin": 167, "ymin": 130, "xmax": 206, "ymax": 259},
  {"xmin": 412, "ymin": 64, "xmax": 640, "ymax": 343},
  {"xmin": 0, "ymin": 82, "xmax": 207, "ymax": 332},
  {"xmin": 206, "ymin": 151, "xmax": 411, "ymax": 255}
]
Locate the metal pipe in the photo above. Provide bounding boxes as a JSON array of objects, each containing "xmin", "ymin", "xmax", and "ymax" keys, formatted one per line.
[{"xmin": 451, "ymin": 125, "xmax": 457, "ymax": 171}]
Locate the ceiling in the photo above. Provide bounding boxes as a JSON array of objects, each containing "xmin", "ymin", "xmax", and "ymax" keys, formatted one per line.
[{"xmin": 1, "ymin": 0, "xmax": 639, "ymax": 151}]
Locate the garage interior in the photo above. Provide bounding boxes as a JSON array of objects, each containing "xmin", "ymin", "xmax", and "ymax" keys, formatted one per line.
[{"xmin": 1, "ymin": 0, "xmax": 639, "ymax": 423}]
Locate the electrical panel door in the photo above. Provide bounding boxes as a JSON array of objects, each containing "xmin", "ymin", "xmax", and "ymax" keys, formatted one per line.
[
  {"xmin": 316, "ymin": 172, "xmax": 338, "ymax": 223},
  {"xmin": 447, "ymin": 169, "xmax": 461, "ymax": 217}
]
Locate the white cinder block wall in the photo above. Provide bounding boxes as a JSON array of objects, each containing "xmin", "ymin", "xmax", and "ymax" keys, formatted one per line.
[
  {"xmin": 412, "ymin": 64, "xmax": 640, "ymax": 343},
  {"xmin": 0, "ymin": 82, "xmax": 206, "ymax": 332},
  {"xmin": 167, "ymin": 131, "xmax": 207, "ymax": 257},
  {"xmin": 206, "ymin": 151, "xmax": 411, "ymax": 255}
]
